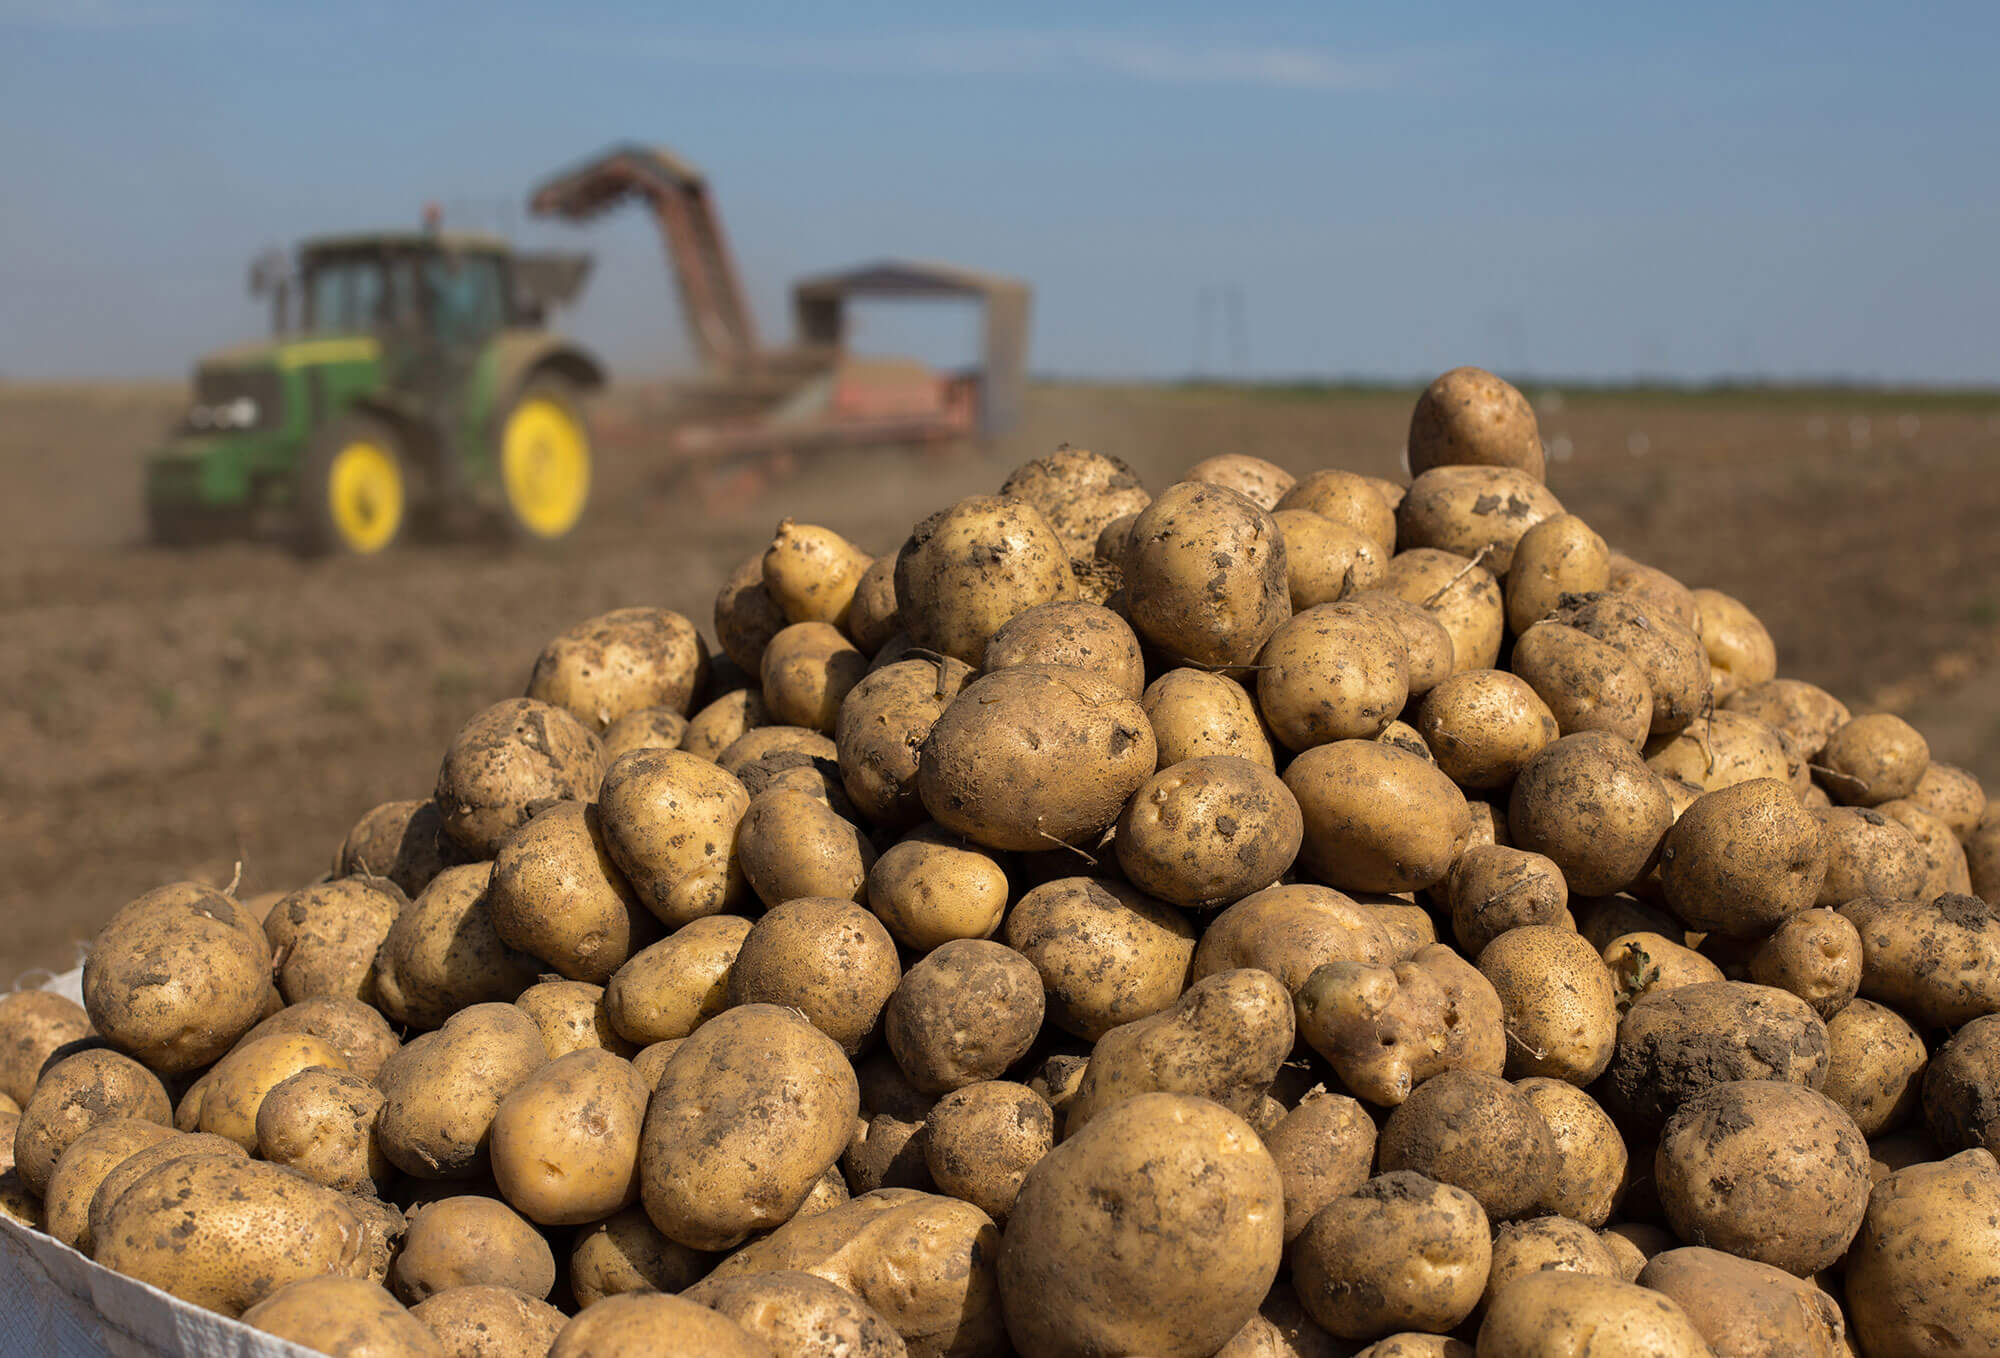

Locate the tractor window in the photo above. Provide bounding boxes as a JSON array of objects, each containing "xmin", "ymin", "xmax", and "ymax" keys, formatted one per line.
[
  {"xmin": 422, "ymin": 253, "xmax": 505, "ymax": 348},
  {"xmin": 304, "ymin": 257, "xmax": 388, "ymax": 333}
]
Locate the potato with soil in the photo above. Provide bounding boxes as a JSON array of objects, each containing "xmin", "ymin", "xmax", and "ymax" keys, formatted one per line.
[
  {"xmin": 41, "ymin": 1116, "xmax": 175, "ymax": 1252},
  {"xmin": 1478, "ymin": 1273, "xmax": 1712, "ymax": 1357},
  {"xmin": 489, "ymin": 1048, "xmax": 648, "ymax": 1225},
  {"xmin": 1381, "ymin": 548, "xmax": 1504, "ymax": 672},
  {"xmin": 843, "ymin": 554, "xmax": 903, "ymax": 654},
  {"xmin": 762, "ymin": 517, "xmax": 874, "ymax": 628},
  {"xmin": 1192, "ymin": 883, "xmax": 1401, "ymax": 992},
  {"xmin": 1638, "ymin": 1247, "xmax": 1846, "ymax": 1358},
  {"xmin": 714, "ymin": 552, "xmax": 788, "ymax": 672},
  {"xmin": 1063, "ymin": 968, "xmax": 1293, "ymax": 1134},
  {"xmin": 1820, "ymin": 998, "xmax": 1926, "ymax": 1136},
  {"xmin": 884, "ymin": 941, "xmax": 1043, "ymax": 1095},
  {"xmin": 197, "ymin": 1031, "xmax": 349, "ymax": 1150},
  {"xmin": 1478, "ymin": 924, "xmax": 1621, "ymax": 1084},
  {"xmin": 1395, "ymin": 464, "xmax": 1562, "ymax": 576},
  {"xmin": 1687, "ymin": 588, "xmax": 1777, "ymax": 704},
  {"xmin": 375, "ymin": 1003, "xmax": 547, "ymax": 1180},
  {"xmin": 488, "ymin": 800, "xmax": 655, "ymax": 985},
  {"xmin": 862, "ymin": 826, "xmax": 1006, "ymax": 952},
  {"xmin": 689, "ymin": 1270, "xmax": 910, "ymax": 1358},
  {"xmin": 1658, "ymin": 778, "xmax": 1826, "ymax": 936},
  {"xmin": 1845, "ymin": 1148, "xmax": 2000, "ymax": 1356},
  {"xmin": 1331, "ymin": 591, "xmax": 1450, "ymax": 700},
  {"xmin": 1294, "ymin": 946, "xmax": 1504, "ymax": 1106},
  {"xmin": 389, "ymin": 1194, "xmax": 556, "ymax": 1303},
  {"xmin": 551, "ymin": 1293, "xmax": 771, "ymax": 1358},
  {"xmin": 598, "ymin": 747, "xmax": 752, "ymax": 927},
  {"xmin": 1877, "ymin": 795, "xmax": 1974, "ymax": 897},
  {"xmin": 1273, "ymin": 508, "xmax": 1387, "ymax": 609},
  {"xmin": 568, "ymin": 1204, "xmax": 715, "ymax": 1306},
  {"xmin": 923, "ymin": 1081, "xmax": 1054, "ymax": 1224},
  {"xmin": 0, "ymin": 990, "xmax": 91, "ymax": 1108},
  {"xmin": 243, "ymin": 1277, "xmax": 445, "ymax": 1357},
  {"xmin": 374, "ymin": 863, "xmax": 540, "ymax": 1030},
  {"xmin": 1510, "ymin": 620, "xmax": 1654, "ymax": 748},
  {"xmin": 998, "ymin": 446, "xmax": 1151, "ymax": 556},
  {"xmin": 1553, "ymin": 593, "xmax": 1710, "ymax": 736},
  {"xmin": 1185, "ymin": 452, "xmax": 1295, "ymax": 510},
  {"xmin": 894, "ymin": 494, "xmax": 1075, "ymax": 665},
  {"xmin": 1257, "ymin": 603, "xmax": 1409, "ymax": 751},
  {"xmin": 1909, "ymin": 760, "xmax": 1989, "ymax": 839},
  {"xmin": 337, "ymin": 798, "xmax": 461, "ymax": 899},
  {"xmin": 1003, "ymin": 876, "xmax": 1197, "ymax": 1040},
  {"xmin": 1408, "ymin": 366, "xmax": 1544, "ymax": 480},
  {"xmin": 1921, "ymin": 1012, "xmax": 2000, "ymax": 1155},
  {"xmin": 728, "ymin": 898, "xmax": 901, "ymax": 1055},
  {"xmin": 1504, "ymin": 512, "xmax": 1610, "ymax": 635},
  {"xmin": 603, "ymin": 914, "xmax": 752, "ymax": 1046},
  {"xmin": 1840, "ymin": 891, "xmax": 2000, "ymax": 1027},
  {"xmin": 642, "ymin": 1004, "xmax": 857, "ymax": 1251},
  {"xmin": 1141, "ymin": 669, "xmax": 1276, "ymax": 769},
  {"xmin": 1814, "ymin": 805, "xmax": 1929, "ymax": 905},
  {"xmin": 257, "ymin": 1066, "xmax": 392, "ymax": 1194},
  {"xmin": 918, "ymin": 663, "xmax": 1154, "ymax": 852},
  {"xmin": 232, "ymin": 994, "xmax": 401, "ymax": 1081},
  {"xmin": 1517, "ymin": 1078, "xmax": 1628, "ymax": 1226},
  {"xmin": 1742, "ymin": 907, "xmax": 1862, "ymax": 1016},
  {"xmin": 986, "ymin": 598, "xmax": 1144, "ymax": 695},
  {"xmin": 834, "ymin": 654, "xmax": 975, "ymax": 829},
  {"xmin": 1602, "ymin": 931, "xmax": 1723, "ymax": 1009},
  {"xmin": 1284, "ymin": 741, "xmax": 1469, "ymax": 894},
  {"xmin": 1291, "ymin": 1171, "xmax": 1491, "ymax": 1341},
  {"xmin": 600, "ymin": 705, "xmax": 691, "ymax": 762},
  {"xmin": 1508, "ymin": 731, "xmax": 1672, "ymax": 896},
  {"xmin": 412, "ymin": 1285, "xmax": 567, "ymax": 1358},
  {"xmin": 1607, "ymin": 553, "xmax": 1701, "ymax": 630},
  {"xmin": 1114, "ymin": 756, "xmax": 1302, "ymax": 908},
  {"xmin": 1724, "ymin": 677, "xmax": 1852, "ymax": 760},
  {"xmin": 1446, "ymin": 845, "xmax": 1571, "ymax": 954},
  {"xmin": 735, "ymin": 788, "xmax": 875, "ymax": 910},
  {"xmin": 1819, "ymin": 712, "xmax": 1929, "ymax": 806},
  {"xmin": 761, "ymin": 621, "xmax": 867, "ymax": 734},
  {"xmin": 1602, "ymin": 981, "xmax": 1829, "ymax": 1128},
  {"xmin": 82, "ymin": 881, "xmax": 273, "ymax": 1075},
  {"xmin": 433, "ymin": 698, "xmax": 604, "ymax": 858},
  {"xmin": 1656, "ymin": 1080, "xmax": 1870, "ymax": 1275},
  {"xmin": 681, "ymin": 687, "xmax": 768, "ymax": 762},
  {"xmin": 96, "ymin": 1153, "xmax": 395, "ymax": 1316},
  {"xmin": 1481, "ymin": 1217, "xmax": 1622, "ymax": 1310},
  {"xmin": 526, "ymin": 606, "xmax": 708, "ymax": 732},
  {"xmin": 1376, "ymin": 1069, "xmax": 1557, "ymax": 1219},
  {"xmin": 1000, "ymin": 1093, "xmax": 1282, "ymax": 1358},
  {"xmin": 1275, "ymin": 468, "xmax": 1397, "ymax": 553},
  {"xmin": 13, "ymin": 1048, "xmax": 170, "ymax": 1197},
  {"xmin": 1412, "ymin": 669, "xmax": 1559, "ymax": 790},
  {"xmin": 1122, "ymin": 480, "xmax": 1291, "ymax": 669},
  {"xmin": 1262, "ymin": 1087, "xmax": 1377, "ymax": 1242},
  {"xmin": 264, "ymin": 876, "xmax": 405, "ymax": 1005}
]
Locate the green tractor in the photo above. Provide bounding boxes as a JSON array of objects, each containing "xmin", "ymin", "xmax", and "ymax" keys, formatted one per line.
[{"xmin": 144, "ymin": 228, "xmax": 605, "ymax": 554}]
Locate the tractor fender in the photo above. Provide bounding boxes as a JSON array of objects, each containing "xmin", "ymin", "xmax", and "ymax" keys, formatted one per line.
[{"xmin": 486, "ymin": 331, "xmax": 607, "ymax": 405}]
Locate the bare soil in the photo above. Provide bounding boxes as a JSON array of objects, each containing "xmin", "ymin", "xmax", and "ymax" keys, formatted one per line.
[{"xmin": 3, "ymin": 380, "xmax": 1996, "ymax": 981}]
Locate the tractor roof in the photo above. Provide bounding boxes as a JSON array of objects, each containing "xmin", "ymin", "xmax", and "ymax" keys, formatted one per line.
[{"xmin": 300, "ymin": 230, "xmax": 511, "ymax": 257}]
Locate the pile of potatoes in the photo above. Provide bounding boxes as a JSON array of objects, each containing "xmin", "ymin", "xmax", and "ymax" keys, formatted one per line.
[{"xmin": 7, "ymin": 365, "xmax": 2000, "ymax": 1358}]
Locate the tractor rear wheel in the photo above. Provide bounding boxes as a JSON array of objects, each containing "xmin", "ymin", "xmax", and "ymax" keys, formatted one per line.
[
  {"xmin": 496, "ymin": 378, "xmax": 592, "ymax": 543},
  {"xmin": 297, "ymin": 413, "xmax": 410, "ymax": 556}
]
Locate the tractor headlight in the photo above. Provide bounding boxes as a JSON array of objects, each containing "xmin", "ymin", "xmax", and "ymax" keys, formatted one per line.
[{"xmin": 225, "ymin": 396, "xmax": 259, "ymax": 427}]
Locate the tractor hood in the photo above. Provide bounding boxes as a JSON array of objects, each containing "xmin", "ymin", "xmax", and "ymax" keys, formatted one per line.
[{"xmin": 198, "ymin": 334, "xmax": 382, "ymax": 373}]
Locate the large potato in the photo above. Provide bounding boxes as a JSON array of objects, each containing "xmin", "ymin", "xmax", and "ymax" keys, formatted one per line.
[
  {"xmin": 1003, "ymin": 877, "xmax": 1196, "ymax": 1040},
  {"xmin": 1292, "ymin": 1171, "xmax": 1491, "ymax": 1341},
  {"xmin": 526, "ymin": 606, "xmax": 707, "ymax": 730},
  {"xmin": 1819, "ymin": 713, "xmax": 1929, "ymax": 806},
  {"xmin": 1295, "ymin": 944, "xmax": 1506, "ymax": 1106},
  {"xmin": 728, "ymin": 897, "xmax": 902, "ymax": 1055},
  {"xmin": 1505, "ymin": 513, "xmax": 1610, "ymax": 635},
  {"xmin": 1840, "ymin": 891, "xmax": 2000, "ymax": 1027},
  {"xmin": 1478, "ymin": 1273, "xmax": 1712, "ymax": 1357},
  {"xmin": 1285, "ymin": 741, "xmax": 1469, "ymax": 894},
  {"xmin": 1257, "ymin": 604, "xmax": 1408, "ymax": 751},
  {"xmin": 0, "ymin": 990, "xmax": 92, "ymax": 1108},
  {"xmin": 1510, "ymin": 620, "xmax": 1653, "ymax": 748},
  {"xmin": 243, "ymin": 1277, "xmax": 445, "ymax": 1357},
  {"xmin": 598, "ymin": 748, "xmax": 752, "ymax": 927},
  {"xmin": 1377, "ymin": 1069, "xmax": 1557, "ymax": 1220},
  {"xmin": 433, "ymin": 698, "xmax": 604, "ymax": 858},
  {"xmin": 1000, "ymin": 1093, "xmax": 1283, "ymax": 1358},
  {"xmin": 375, "ymin": 1003, "xmax": 547, "ymax": 1180},
  {"xmin": 1644, "ymin": 710, "xmax": 1796, "ymax": 793},
  {"xmin": 1517, "ymin": 1078, "xmax": 1627, "ymax": 1227},
  {"xmin": 1407, "ymin": 366, "xmax": 1544, "ymax": 480},
  {"xmin": 1659, "ymin": 778, "xmax": 1827, "ymax": 936},
  {"xmin": 764, "ymin": 518, "xmax": 873, "ymax": 628},
  {"xmin": 1446, "ymin": 845, "xmax": 1571, "ymax": 955},
  {"xmin": 1845, "ymin": 1149, "xmax": 2000, "ymax": 1356},
  {"xmin": 642, "ymin": 1004, "xmax": 858, "ymax": 1251},
  {"xmin": 894, "ymin": 495, "xmax": 1074, "ymax": 665},
  {"xmin": 1638, "ymin": 1247, "xmax": 1845, "ymax": 1358},
  {"xmin": 388, "ymin": 1194, "xmax": 556, "ymax": 1303},
  {"xmin": 1263, "ymin": 1088, "xmax": 1376, "ymax": 1242},
  {"xmin": 1275, "ymin": 469, "xmax": 1396, "ymax": 553},
  {"xmin": 1123, "ymin": 481, "xmax": 1291, "ymax": 669},
  {"xmin": 918, "ymin": 664, "xmax": 1154, "ymax": 852},
  {"xmin": 1478, "ymin": 925, "xmax": 1620, "ymax": 1084},
  {"xmin": 998, "ymin": 447, "xmax": 1151, "ymax": 557},
  {"xmin": 1380, "ymin": 549, "xmax": 1504, "ymax": 673},
  {"xmin": 1923, "ymin": 1013, "xmax": 2000, "ymax": 1156},
  {"xmin": 336, "ymin": 798, "xmax": 462, "ymax": 900},
  {"xmin": 1554, "ymin": 594, "xmax": 1710, "ymax": 737},
  {"xmin": 41, "ymin": 1116, "xmax": 175, "ymax": 1252},
  {"xmin": 1115, "ymin": 756, "xmax": 1302, "ymax": 908},
  {"xmin": 264, "ymin": 877, "xmax": 405, "ymax": 1006},
  {"xmin": 257, "ymin": 1066, "xmax": 392, "ymax": 1195},
  {"xmin": 374, "ymin": 863, "xmax": 539, "ymax": 1030},
  {"xmin": 1508, "ymin": 731, "xmax": 1672, "ymax": 896},
  {"xmin": 923, "ymin": 1082, "xmax": 1054, "ymax": 1225},
  {"xmin": 490, "ymin": 1049, "xmax": 648, "ymax": 1225},
  {"xmin": 14, "ymin": 1047, "xmax": 171, "ymax": 1197},
  {"xmin": 865, "ymin": 824, "xmax": 1009, "ymax": 951},
  {"xmin": 1412, "ymin": 669, "xmax": 1558, "ymax": 790},
  {"xmin": 1395, "ymin": 464, "xmax": 1562, "ymax": 575},
  {"xmin": 1141, "ymin": 669, "xmax": 1276, "ymax": 769},
  {"xmin": 1602, "ymin": 982, "xmax": 1829, "ymax": 1128},
  {"xmin": 984, "ymin": 600, "xmax": 1144, "ymax": 697},
  {"xmin": 836, "ymin": 655, "xmax": 976, "ymax": 828},
  {"xmin": 1343, "ymin": 590, "xmax": 1455, "ymax": 696},
  {"xmin": 885, "ymin": 941, "xmax": 1043, "ymax": 1094},
  {"xmin": 488, "ymin": 800, "xmax": 654, "ymax": 984}
]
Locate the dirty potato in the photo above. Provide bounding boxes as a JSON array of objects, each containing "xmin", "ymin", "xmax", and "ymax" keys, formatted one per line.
[{"xmin": 433, "ymin": 698, "xmax": 604, "ymax": 858}]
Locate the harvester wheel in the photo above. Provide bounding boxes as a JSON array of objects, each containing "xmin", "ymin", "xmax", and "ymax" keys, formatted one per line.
[
  {"xmin": 298, "ymin": 413, "xmax": 410, "ymax": 556},
  {"xmin": 496, "ymin": 378, "xmax": 592, "ymax": 543}
]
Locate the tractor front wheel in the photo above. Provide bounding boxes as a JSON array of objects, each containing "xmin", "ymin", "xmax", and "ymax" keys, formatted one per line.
[
  {"xmin": 496, "ymin": 379, "xmax": 592, "ymax": 543},
  {"xmin": 297, "ymin": 414, "xmax": 410, "ymax": 556}
]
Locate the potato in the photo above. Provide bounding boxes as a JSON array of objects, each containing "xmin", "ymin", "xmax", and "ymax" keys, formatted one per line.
[
  {"xmin": 568, "ymin": 1204, "xmax": 714, "ymax": 1306},
  {"xmin": 843, "ymin": 554, "xmax": 903, "ymax": 654},
  {"xmin": 1504, "ymin": 513, "xmax": 1610, "ymax": 635},
  {"xmin": 336, "ymin": 798, "xmax": 462, "ymax": 900},
  {"xmin": 1413, "ymin": 669, "xmax": 1559, "ymax": 790},
  {"xmin": 1446, "ymin": 845, "xmax": 1571, "ymax": 955},
  {"xmin": 0, "ymin": 989, "xmax": 91, "ymax": 1108},
  {"xmin": 598, "ymin": 705, "xmax": 690, "ymax": 763},
  {"xmin": 1819, "ymin": 713, "xmax": 1929, "ymax": 806},
  {"xmin": 715, "ymin": 552, "xmax": 788, "ymax": 672},
  {"xmin": 833, "ymin": 656, "xmax": 975, "ymax": 830},
  {"xmin": 1141, "ymin": 668, "xmax": 1276, "ymax": 769},
  {"xmin": 1553, "ymin": 594, "xmax": 1710, "ymax": 737},
  {"xmin": 642, "ymin": 1004, "xmax": 857, "ymax": 1251},
  {"xmin": 919, "ymin": 664, "xmax": 1154, "ymax": 853},
  {"xmin": 82, "ymin": 881, "xmax": 273, "ymax": 1075},
  {"xmin": 728, "ymin": 898, "xmax": 901, "ymax": 1055},
  {"xmin": 1644, "ymin": 710, "xmax": 1797, "ymax": 795},
  {"xmin": 759, "ymin": 621, "xmax": 865, "ymax": 735},
  {"xmin": 841, "ymin": 1108, "xmax": 932, "ymax": 1195},
  {"xmin": 1257, "ymin": 604, "xmax": 1408, "ymax": 751},
  {"xmin": 1273, "ymin": 509, "xmax": 1387, "ymax": 609},
  {"xmin": 1723, "ymin": 678, "xmax": 1851, "ymax": 762},
  {"xmin": 863, "ymin": 825, "xmax": 1009, "ymax": 952},
  {"xmin": 1657, "ymin": 779, "xmax": 1827, "ymax": 936},
  {"xmin": 689, "ymin": 1270, "xmax": 909, "ymax": 1358},
  {"xmin": 1846, "ymin": 1148, "xmax": 2000, "ymax": 1355},
  {"xmin": 1114, "ymin": 757, "xmax": 1302, "ymax": 909},
  {"xmin": 1376, "ymin": 1069, "xmax": 1556, "ymax": 1219},
  {"xmin": 1603, "ymin": 982, "xmax": 1829, "ymax": 1129},
  {"xmin": 681, "ymin": 687, "xmax": 768, "ymax": 762},
  {"xmin": 1331, "ymin": 591, "xmax": 1449, "ymax": 699},
  {"xmin": 1395, "ymin": 465, "xmax": 1562, "ymax": 576},
  {"xmin": 1122, "ymin": 481, "xmax": 1291, "ymax": 669},
  {"xmin": 1285, "ymin": 741, "xmax": 1469, "ymax": 894},
  {"xmin": 1922, "ymin": 1012, "xmax": 2000, "ymax": 1156},
  {"xmin": 604, "ymin": 914, "xmax": 752, "ymax": 1046},
  {"xmin": 1407, "ymin": 366, "xmax": 1544, "ymax": 480},
  {"xmin": 1004, "ymin": 876, "xmax": 1196, "ymax": 1040},
  {"xmin": 1510, "ymin": 620, "xmax": 1653, "ymax": 748},
  {"xmin": 1908, "ymin": 761, "xmax": 1987, "ymax": 840},
  {"xmin": 1815, "ymin": 805, "xmax": 1928, "ymax": 906},
  {"xmin": 1478, "ymin": 1273, "xmax": 1712, "ymax": 1357},
  {"xmin": 884, "ymin": 941, "xmax": 1043, "ymax": 1095},
  {"xmin": 243, "ymin": 1277, "xmax": 444, "ymax": 1357},
  {"xmin": 1064, "ymin": 969, "xmax": 1293, "ymax": 1134},
  {"xmin": 374, "ymin": 863, "xmax": 539, "ymax": 1030},
  {"xmin": 1292, "ymin": 1171, "xmax": 1491, "ymax": 1340},
  {"xmin": 1478, "ymin": 924, "xmax": 1620, "ymax": 1084},
  {"xmin": 256, "ymin": 1066, "xmax": 391, "ymax": 1194},
  {"xmin": 1274, "ymin": 469, "xmax": 1396, "ymax": 554},
  {"xmin": 376, "ymin": 1003, "xmax": 548, "ymax": 1180},
  {"xmin": 598, "ymin": 747, "xmax": 752, "ymax": 927},
  {"xmin": 484, "ymin": 1049, "xmax": 648, "ymax": 1226},
  {"xmin": 232, "ymin": 994, "xmax": 400, "ymax": 1081},
  {"xmin": 526, "ymin": 607, "xmax": 707, "ymax": 733},
  {"xmin": 1840, "ymin": 891, "xmax": 2000, "ymax": 1027},
  {"xmin": 199, "ymin": 1032, "xmax": 348, "ymax": 1150},
  {"xmin": 96, "ymin": 1153, "xmax": 395, "ymax": 1316},
  {"xmin": 1350, "ymin": 1337, "xmax": 1471, "ymax": 1358},
  {"xmin": 388, "ymin": 1194, "xmax": 555, "ymax": 1303},
  {"xmin": 1192, "ymin": 883, "xmax": 1402, "ymax": 994},
  {"xmin": 1683, "ymin": 590, "xmax": 1776, "ymax": 706},
  {"xmin": 1878, "ymin": 796, "xmax": 1974, "ymax": 898},
  {"xmin": 760, "ymin": 518, "xmax": 873, "ymax": 628},
  {"xmin": 1606, "ymin": 553, "xmax": 1700, "ymax": 631},
  {"xmin": 488, "ymin": 801, "xmax": 654, "ymax": 984},
  {"xmin": 994, "ymin": 446, "xmax": 1149, "ymax": 553},
  {"xmin": 411, "ymin": 1284, "xmax": 567, "ymax": 1358},
  {"xmin": 912, "ymin": 1081, "xmax": 1050, "ymax": 1227},
  {"xmin": 736, "ymin": 789, "xmax": 875, "ymax": 910},
  {"xmin": 85, "ymin": 1131, "xmax": 247, "ymax": 1258},
  {"xmin": 1294, "ymin": 946, "xmax": 1504, "ymax": 1106},
  {"xmin": 1375, "ymin": 719, "xmax": 1431, "ymax": 763},
  {"xmin": 1184, "ymin": 453, "xmax": 1295, "ymax": 510},
  {"xmin": 984, "ymin": 600, "xmax": 1144, "ymax": 698},
  {"xmin": 557, "ymin": 1293, "xmax": 774, "ymax": 1357},
  {"xmin": 893, "ymin": 494, "xmax": 1075, "ymax": 666},
  {"xmin": 433, "ymin": 698, "xmax": 604, "ymax": 858},
  {"xmin": 1656, "ymin": 1080, "xmax": 1869, "ymax": 1275},
  {"xmin": 1740, "ymin": 907, "xmax": 1861, "ymax": 1017},
  {"xmin": 1508, "ymin": 731, "xmax": 1672, "ymax": 896},
  {"xmin": 41, "ymin": 1116, "xmax": 175, "ymax": 1251},
  {"xmin": 1603, "ymin": 931, "xmax": 1723, "ymax": 1009},
  {"xmin": 264, "ymin": 876, "xmax": 405, "ymax": 1005},
  {"xmin": 1000, "ymin": 1093, "xmax": 1281, "ymax": 1358},
  {"xmin": 1819, "ymin": 998, "xmax": 1926, "ymax": 1137},
  {"xmin": 13, "ymin": 1047, "xmax": 170, "ymax": 1197},
  {"xmin": 1516, "ymin": 1078, "xmax": 1627, "ymax": 1227},
  {"xmin": 1263, "ymin": 1087, "xmax": 1376, "ymax": 1242},
  {"xmin": 1380, "ymin": 548, "xmax": 1504, "ymax": 673},
  {"xmin": 1482, "ymin": 1216, "xmax": 1622, "ymax": 1309}
]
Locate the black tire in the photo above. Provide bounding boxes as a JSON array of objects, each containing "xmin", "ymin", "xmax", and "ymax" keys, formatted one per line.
[{"xmin": 295, "ymin": 411, "xmax": 412, "ymax": 556}]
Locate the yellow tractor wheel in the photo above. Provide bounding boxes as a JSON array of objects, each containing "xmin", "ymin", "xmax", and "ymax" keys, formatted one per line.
[
  {"xmin": 497, "ymin": 381, "xmax": 592, "ymax": 542},
  {"xmin": 299, "ymin": 415, "xmax": 409, "ymax": 555}
]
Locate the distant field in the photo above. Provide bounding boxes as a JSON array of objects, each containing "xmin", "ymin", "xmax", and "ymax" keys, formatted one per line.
[{"xmin": 1, "ymin": 377, "xmax": 1995, "ymax": 981}]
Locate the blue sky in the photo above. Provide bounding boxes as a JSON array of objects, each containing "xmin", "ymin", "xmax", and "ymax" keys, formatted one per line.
[{"xmin": 2, "ymin": 2, "xmax": 1996, "ymax": 383}]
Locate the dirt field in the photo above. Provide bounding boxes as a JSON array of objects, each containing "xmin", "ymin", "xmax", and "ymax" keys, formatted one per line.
[{"xmin": 3, "ymin": 379, "xmax": 1997, "ymax": 982}]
